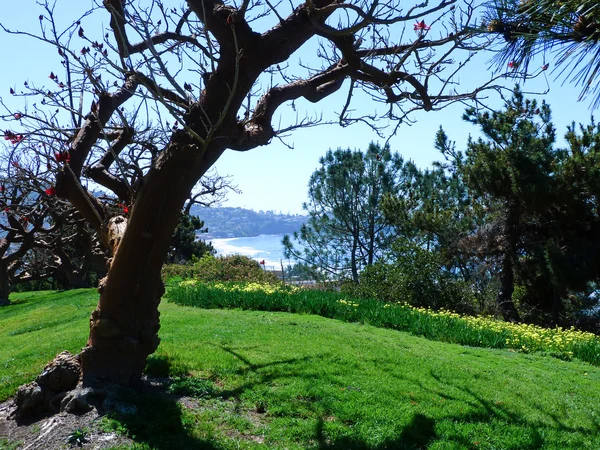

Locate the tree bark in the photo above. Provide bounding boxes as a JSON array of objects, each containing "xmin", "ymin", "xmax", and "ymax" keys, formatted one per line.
[
  {"xmin": 497, "ymin": 210, "xmax": 522, "ymax": 323},
  {"xmin": 0, "ymin": 265, "xmax": 10, "ymax": 307},
  {"xmin": 79, "ymin": 138, "xmax": 225, "ymax": 388},
  {"xmin": 551, "ymin": 289, "xmax": 561, "ymax": 327},
  {"xmin": 351, "ymin": 231, "xmax": 359, "ymax": 283}
]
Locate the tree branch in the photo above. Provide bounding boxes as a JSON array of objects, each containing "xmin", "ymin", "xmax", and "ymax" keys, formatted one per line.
[{"xmin": 229, "ymin": 63, "xmax": 349, "ymax": 150}]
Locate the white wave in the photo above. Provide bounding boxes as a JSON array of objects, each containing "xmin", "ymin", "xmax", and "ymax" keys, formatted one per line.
[
  {"xmin": 211, "ymin": 241, "xmax": 261, "ymax": 257},
  {"xmin": 209, "ymin": 234, "xmax": 295, "ymax": 270}
]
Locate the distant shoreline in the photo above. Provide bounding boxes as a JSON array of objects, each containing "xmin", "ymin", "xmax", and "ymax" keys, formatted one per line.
[
  {"xmin": 208, "ymin": 234, "xmax": 289, "ymax": 268},
  {"xmin": 190, "ymin": 206, "xmax": 305, "ymax": 239},
  {"xmin": 201, "ymin": 232, "xmax": 287, "ymax": 240}
]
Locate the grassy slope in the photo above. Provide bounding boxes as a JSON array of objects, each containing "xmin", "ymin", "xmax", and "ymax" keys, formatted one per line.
[{"xmin": 1, "ymin": 290, "xmax": 599, "ymax": 450}]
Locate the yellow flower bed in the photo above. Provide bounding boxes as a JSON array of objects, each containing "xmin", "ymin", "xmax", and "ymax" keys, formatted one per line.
[
  {"xmin": 175, "ymin": 279, "xmax": 599, "ymax": 363},
  {"xmin": 180, "ymin": 279, "xmax": 299, "ymax": 295},
  {"xmin": 338, "ymin": 299, "xmax": 360, "ymax": 307},
  {"xmin": 387, "ymin": 302, "xmax": 599, "ymax": 359}
]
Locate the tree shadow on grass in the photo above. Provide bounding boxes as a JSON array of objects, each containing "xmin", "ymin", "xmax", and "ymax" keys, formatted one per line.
[
  {"xmin": 119, "ymin": 349, "xmax": 339, "ymax": 450},
  {"xmin": 99, "ymin": 354, "xmax": 216, "ymax": 450},
  {"xmin": 112, "ymin": 350, "xmax": 319, "ymax": 450},
  {"xmin": 427, "ymin": 369, "xmax": 600, "ymax": 436},
  {"xmin": 316, "ymin": 413, "xmax": 436, "ymax": 450},
  {"xmin": 151, "ymin": 347, "xmax": 442, "ymax": 450},
  {"xmin": 104, "ymin": 390, "xmax": 221, "ymax": 450},
  {"xmin": 115, "ymin": 348, "xmax": 600, "ymax": 450}
]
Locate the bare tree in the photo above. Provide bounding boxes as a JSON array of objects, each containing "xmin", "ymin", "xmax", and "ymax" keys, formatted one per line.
[
  {"xmin": 0, "ymin": 154, "xmax": 61, "ymax": 305},
  {"xmin": 1, "ymin": 0, "xmax": 532, "ymax": 406},
  {"xmin": 0, "ymin": 149, "xmax": 110, "ymax": 304}
]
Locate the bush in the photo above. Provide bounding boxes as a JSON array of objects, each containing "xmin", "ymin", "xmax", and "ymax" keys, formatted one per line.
[
  {"xmin": 342, "ymin": 242, "xmax": 478, "ymax": 315},
  {"xmin": 162, "ymin": 254, "xmax": 278, "ymax": 284}
]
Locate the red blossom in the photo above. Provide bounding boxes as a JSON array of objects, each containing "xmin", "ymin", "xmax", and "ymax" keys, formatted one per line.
[
  {"xmin": 414, "ymin": 20, "xmax": 430, "ymax": 31},
  {"xmin": 541, "ymin": 63, "xmax": 549, "ymax": 71},
  {"xmin": 4, "ymin": 131, "xmax": 24, "ymax": 145},
  {"xmin": 11, "ymin": 161, "xmax": 20, "ymax": 168},
  {"xmin": 49, "ymin": 71, "xmax": 56, "ymax": 80},
  {"xmin": 13, "ymin": 113, "xmax": 22, "ymax": 120},
  {"xmin": 118, "ymin": 203, "xmax": 129, "ymax": 214},
  {"xmin": 3, "ymin": 207, "xmax": 9, "ymax": 212},
  {"xmin": 54, "ymin": 150, "xmax": 71, "ymax": 163},
  {"xmin": 45, "ymin": 186, "xmax": 57, "ymax": 196},
  {"xmin": 260, "ymin": 260, "xmax": 265, "ymax": 265},
  {"xmin": 508, "ymin": 61, "xmax": 517, "ymax": 69},
  {"xmin": 0, "ymin": 185, "xmax": 4, "ymax": 192}
]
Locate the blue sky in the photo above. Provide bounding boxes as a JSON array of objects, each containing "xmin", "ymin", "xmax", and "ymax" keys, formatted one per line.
[{"xmin": 1, "ymin": 1, "xmax": 597, "ymax": 214}]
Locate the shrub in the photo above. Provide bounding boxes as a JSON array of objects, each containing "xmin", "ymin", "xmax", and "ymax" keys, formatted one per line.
[
  {"xmin": 162, "ymin": 254, "xmax": 278, "ymax": 284},
  {"xmin": 342, "ymin": 243, "xmax": 478, "ymax": 315}
]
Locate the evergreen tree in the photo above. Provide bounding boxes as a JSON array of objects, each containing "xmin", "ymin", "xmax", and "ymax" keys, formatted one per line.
[
  {"xmin": 284, "ymin": 143, "xmax": 412, "ymax": 282},
  {"xmin": 444, "ymin": 87, "xmax": 557, "ymax": 322},
  {"xmin": 167, "ymin": 214, "xmax": 215, "ymax": 264}
]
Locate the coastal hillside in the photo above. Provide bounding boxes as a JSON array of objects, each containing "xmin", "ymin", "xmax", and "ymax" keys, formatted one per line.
[{"xmin": 190, "ymin": 206, "xmax": 306, "ymax": 238}]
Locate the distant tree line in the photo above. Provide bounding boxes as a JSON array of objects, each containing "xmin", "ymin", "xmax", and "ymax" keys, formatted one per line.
[
  {"xmin": 285, "ymin": 87, "xmax": 600, "ymax": 331},
  {"xmin": 190, "ymin": 206, "xmax": 306, "ymax": 238}
]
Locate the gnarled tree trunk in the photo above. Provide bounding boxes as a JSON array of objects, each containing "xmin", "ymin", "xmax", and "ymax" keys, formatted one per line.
[{"xmin": 79, "ymin": 139, "xmax": 225, "ymax": 388}]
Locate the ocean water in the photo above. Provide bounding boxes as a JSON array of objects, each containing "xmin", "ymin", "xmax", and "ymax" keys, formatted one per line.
[{"xmin": 209, "ymin": 234, "xmax": 293, "ymax": 269}]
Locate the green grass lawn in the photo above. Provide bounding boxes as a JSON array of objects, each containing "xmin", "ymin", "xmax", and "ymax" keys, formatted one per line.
[{"xmin": 1, "ymin": 289, "xmax": 600, "ymax": 449}]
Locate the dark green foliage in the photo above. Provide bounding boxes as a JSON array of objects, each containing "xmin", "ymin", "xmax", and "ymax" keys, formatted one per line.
[
  {"xmin": 377, "ymin": 88, "xmax": 600, "ymax": 327},
  {"xmin": 519, "ymin": 119, "xmax": 600, "ymax": 327},
  {"xmin": 12, "ymin": 279, "xmax": 55, "ymax": 293},
  {"xmin": 440, "ymin": 87, "xmax": 558, "ymax": 323},
  {"xmin": 167, "ymin": 214, "xmax": 215, "ymax": 264},
  {"xmin": 382, "ymin": 148, "xmax": 475, "ymax": 256},
  {"xmin": 342, "ymin": 240, "xmax": 478, "ymax": 315},
  {"xmin": 380, "ymin": 138, "xmax": 495, "ymax": 315},
  {"xmin": 162, "ymin": 254, "xmax": 278, "ymax": 284},
  {"xmin": 436, "ymin": 88, "xmax": 600, "ymax": 327},
  {"xmin": 284, "ymin": 143, "xmax": 414, "ymax": 282}
]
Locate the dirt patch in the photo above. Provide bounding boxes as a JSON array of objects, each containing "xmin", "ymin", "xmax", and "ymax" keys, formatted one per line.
[
  {"xmin": 0, "ymin": 376, "xmax": 271, "ymax": 449},
  {"xmin": 0, "ymin": 398, "xmax": 133, "ymax": 449}
]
